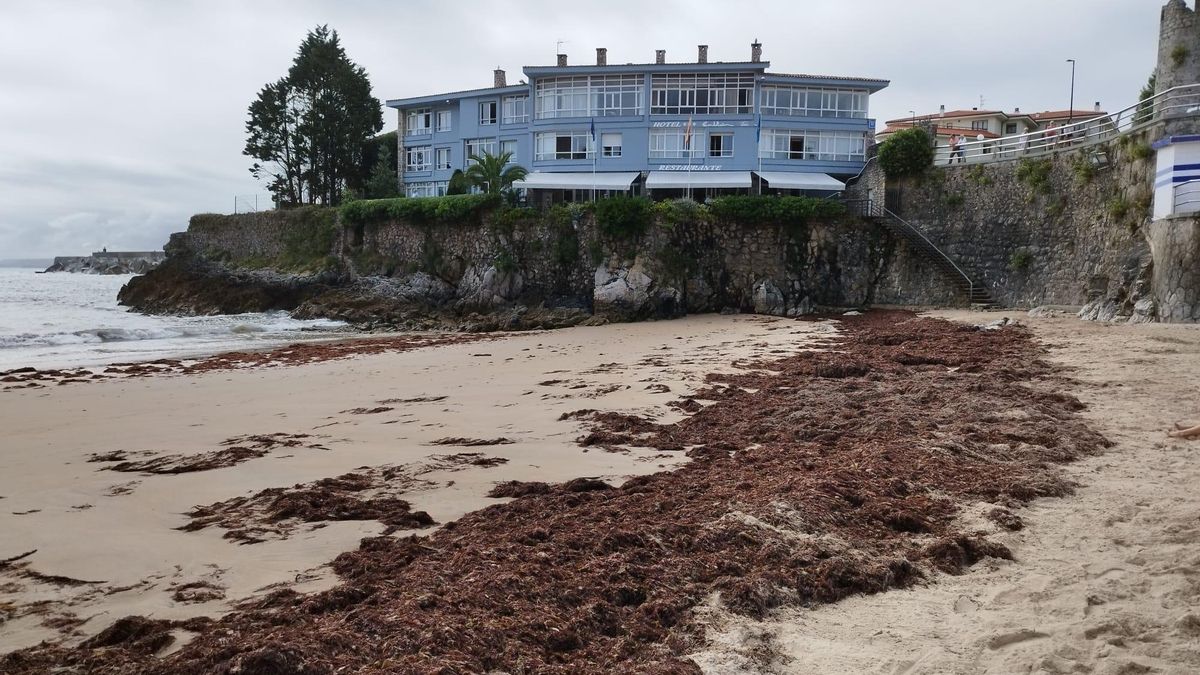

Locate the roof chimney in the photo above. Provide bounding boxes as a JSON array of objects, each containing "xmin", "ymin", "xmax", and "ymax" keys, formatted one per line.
[
  {"xmin": 494, "ymin": 68, "xmax": 506, "ymax": 88},
  {"xmin": 556, "ymin": 53, "xmax": 567, "ymax": 67},
  {"xmin": 655, "ymin": 49, "xmax": 666, "ymax": 64},
  {"xmin": 698, "ymin": 45, "xmax": 708, "ymax": 63},
  {"xmin": 1094, "ymin": 101, "xmax": 1101, "ymax": 112},
  {"xmin": 751, "ymin": 40, "xmax": 763, "ymax": 63},
  {"xmin": 1014, "ymin": 107, "xmax": 1020, "ymax": 113},
  {"xmin": 972, "ymin": 106, "xmax": 978, "ymax": 111},
  {"xmin": 596, "ymin": 47, "xmax": 607, "ymax": 66},
  {"xmin": 939, "ymin": 104, "xmax": 945, "ymax": 116}
]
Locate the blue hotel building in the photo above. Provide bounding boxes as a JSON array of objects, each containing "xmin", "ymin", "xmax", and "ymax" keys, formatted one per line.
[{"xmin": 386, "ymin": 43, "xmax": 887, "ymax": 201}]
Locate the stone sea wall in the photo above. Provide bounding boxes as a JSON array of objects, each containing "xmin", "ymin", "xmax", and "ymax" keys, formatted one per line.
[
  {"xmin": 854, "ymin": 131, "xmax": 1160, "ymax": 317},
  {"xmin": 120, "ymin": 200, "xmax": 970, "ymax": 329}
]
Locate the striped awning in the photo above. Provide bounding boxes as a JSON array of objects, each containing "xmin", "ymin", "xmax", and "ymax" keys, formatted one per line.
[
  {"xmin": 645, "ymin": 171, "xmax": 753, "ymax": 189},
  {"xmin": 513, "ymin": 172, "xmax": 640, "ymax": 190},
  {"xmin": 755, "ymin": 172, "xmax": 845, "ymax": 191}
]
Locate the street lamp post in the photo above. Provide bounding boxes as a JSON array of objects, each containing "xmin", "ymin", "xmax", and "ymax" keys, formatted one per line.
[{"xmin": 1067, "ymin": 59, "xmax": 1076, "ymax": 127}]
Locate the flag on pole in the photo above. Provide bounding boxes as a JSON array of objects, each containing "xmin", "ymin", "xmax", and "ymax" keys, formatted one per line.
[
  {"xmin": 589, "ymin": 118, "xmax": 596, "ymax": 141},
  {"xmin": 684, "ymin": 115, "xmax": 694, "ymax": 155}
]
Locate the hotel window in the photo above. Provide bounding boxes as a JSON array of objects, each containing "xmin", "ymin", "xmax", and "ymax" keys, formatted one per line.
[
  {"xmin": 436, "ymin": 109, "xmax": 452, "ymax": 132},
  {"xmin": 534, "ymin": 131, "xmax": 594, "ymax": 160},
  {"xmin": 499, "ymin": 139, "xmax": 518, "ymax": 161},
  {"xmin": 601, "ymin": 132, "xmax": 623, "ymax": 157},
  {"xmin": 708, "ymin": 132, "xmax": 733, "ymax": 158},
  {"xmin": 759, "ymin": 87, "xmax": 867, "ymax": 118},
  {"xmin": 464, "ymin": 138, "xmax": 496, "ymax": 162},
  {"xmin": 405, "ymin": 146, "xmax": 431, "ymax": 172},
  {"xmin": 406, "ymin": 182, "xmax": 436, "ymax": 197},
  {"xmin": 970, "ymin": 120, "xmax": 989, "ymax": 131},
  {"xmin": 435, "ymin": 147, "xmax": 452, "ymax": 170},
  {"xmin": 480, "ymin": 101, "xmax": 498, "ymax": 125},
  {"xmin": 534, "ymin": 74, "xmax": 644, "ymax": 119},
  {"xmin": 405, "ymin": 108, "xmax": 432, "ymax": 135},
  {"xmin": 434, "ymin": 181, "xmax": 450, "ymax": 196},
  {"xmin": 759, "ymin": 129, "xmax": 866, "ymax": 162},
  {"xmin": 649, "ymin": 129, "xmax": 702, "ymax": 159},
  {"xmin": 650, "ymin": 72, "xmax": 754, "ymax": 115},
  {"xmin": 502, "ymin": 95, "xmax": 529, "ymax": 124}
]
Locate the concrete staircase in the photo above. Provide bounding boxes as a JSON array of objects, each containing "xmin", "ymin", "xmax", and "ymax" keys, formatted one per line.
[{"xmin": 850, "ymin": 200, "xmax": 996, "ymax": 308}]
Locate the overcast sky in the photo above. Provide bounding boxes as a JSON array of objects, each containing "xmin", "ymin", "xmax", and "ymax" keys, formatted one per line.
[{"xmin": 0, "ymin": 0, "xmax": 1160, "ymax": 258}]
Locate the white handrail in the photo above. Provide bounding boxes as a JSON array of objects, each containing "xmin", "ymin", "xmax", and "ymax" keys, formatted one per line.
[
  {"xmin": 929, "ymin": 84, "xmax": 1200, "ymax": 166},
  {"xmin": 1174, "ymin": 179, "xmax": 1200, "ymax": 214}
]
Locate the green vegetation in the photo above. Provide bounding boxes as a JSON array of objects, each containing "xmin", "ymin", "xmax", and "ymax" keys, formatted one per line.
[
  {"xmin": 966, "ymin": 164, "xmax": 992, "ymax": 186},
  {"xmin": 1046, "ymin": 196, "xmax": 1067, "ymax": 219},
  {"xmin": 363, "ymin": 145, "xmax": 401, "ymax": 199},
  {"xmin": 943, "ymin": 193, "xmax": 965, "ymax": 208},
  {"xmin": 244, "ymin": 26, "xmax": 383, "ymax": 206},
  {"xmin": 595, "ymin": 196, "xmax": 654, "ymax": 239},
  {"xmin": 653, "ymin": 198, "xmax": 707, "ymax": 228},
  {"xmin": 447, "ymin": 169, "xmax": 470, "ymax": 195},
  {"xmin": 1128, "ymin": 143, "xmax": 1154, "ymax": 161},
  {"xmin": 1016, "ymin": 158, "xmax": 1054, "ymax": 195},
  {"xmin": 464, "ymin": 151, "xmax": 529, "ymax": 195},
  {"xmin": 1172, "ymin": 45, "xmax": 1190, "ymax": 68},
  {"xmin": 878, "ymin": 127, "xmax": 934, "ymax": 179},
  {"xmin": 1134, "ymin": 73, "xmax": 1157, "ymax": 126},
  {"xmin": 339, "ymin": 194, "xmax": 500, "ymax": 226},
  {"xmin": 707, "ymin": 196, "xmax": 846, "ymax": 225},
  {"xmin": 1069, "ymin": 155, "xmax": 1095, "ymax": 185},
  {"xmin": 1107, "ymin": 195, "xmax": 1130, "ymax": 220},
  {"xmin": 1008, "ymin": 249, "xmax": 1033, "ymax": 272}
]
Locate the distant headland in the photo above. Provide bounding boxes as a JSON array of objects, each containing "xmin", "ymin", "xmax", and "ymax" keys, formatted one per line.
[{"xmin": 42, "ymin": 250, "xmax": 166, "ymax": 274}]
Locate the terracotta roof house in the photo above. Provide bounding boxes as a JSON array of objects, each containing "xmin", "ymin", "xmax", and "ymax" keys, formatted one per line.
[{"xmin": 875, "ymin": 103, "xmax": 1109, "ymax": 158}]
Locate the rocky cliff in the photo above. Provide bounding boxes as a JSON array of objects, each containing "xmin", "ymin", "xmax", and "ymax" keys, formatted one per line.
[
  {"xmin": 117, "ymin": 198, "xmax": 951, "ymax": 330},
  {"xmin": 45, "ymin": 251, "xmax": 166, "ymax": 274}
]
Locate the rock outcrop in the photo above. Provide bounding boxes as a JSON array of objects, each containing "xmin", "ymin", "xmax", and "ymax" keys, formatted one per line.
[{"xmin": 45, "ymin": 251, "xmax": 165, "ymax": 274}]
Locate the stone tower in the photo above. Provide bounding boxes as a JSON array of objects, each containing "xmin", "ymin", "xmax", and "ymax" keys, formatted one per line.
[{"xmin": 1157, "ymin": 0, "xmax": 1200, "ymax": 96}]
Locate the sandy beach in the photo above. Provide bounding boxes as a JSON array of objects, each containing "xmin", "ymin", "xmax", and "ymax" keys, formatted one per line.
[
  {"xmin": 1, "ymin": 310, "xmax": 1198, "ymax": 673},
  {"xmin": 0, "ymin": 314, "xmax": 833, "ymax": 654}
]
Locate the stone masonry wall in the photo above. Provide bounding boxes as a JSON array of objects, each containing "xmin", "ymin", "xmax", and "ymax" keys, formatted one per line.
[{"xmin": 880, "ymin": 133, "xmax": 1157, "ymax": 310}]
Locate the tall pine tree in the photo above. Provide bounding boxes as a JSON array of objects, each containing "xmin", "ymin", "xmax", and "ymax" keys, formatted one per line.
[{"xmin": 245, "ymin": 26, "xmax": 383, "ymax": 206}]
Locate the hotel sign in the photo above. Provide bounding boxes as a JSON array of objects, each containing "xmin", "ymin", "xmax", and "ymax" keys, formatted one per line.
[{"xmin": 651, "ymin": 120, "xmax": 754, "ymax": 128}]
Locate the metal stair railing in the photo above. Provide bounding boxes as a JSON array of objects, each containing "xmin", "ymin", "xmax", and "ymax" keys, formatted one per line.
[{"xmin": 843, "ymin": 198, "xmax": 990, "ymax": 305}]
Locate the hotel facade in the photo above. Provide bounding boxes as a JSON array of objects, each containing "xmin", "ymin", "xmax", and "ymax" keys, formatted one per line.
[{"xmin": 386, "ymin": 43, "xmax": 888, "ymax": 200}]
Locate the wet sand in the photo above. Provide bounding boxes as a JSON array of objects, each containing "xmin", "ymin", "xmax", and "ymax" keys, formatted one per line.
[
  {"xmin": 0, "ymin": 314, "xmax": 831, "ymax": 653},
  {"xmin": 691, "ymin": 310, "xmax": 1200, "ymax": 675}
]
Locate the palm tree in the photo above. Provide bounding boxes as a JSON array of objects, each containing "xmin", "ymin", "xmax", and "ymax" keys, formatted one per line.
[{"xmin": 464, "ymin": 151, "xmax": 528, "ymax": 195}]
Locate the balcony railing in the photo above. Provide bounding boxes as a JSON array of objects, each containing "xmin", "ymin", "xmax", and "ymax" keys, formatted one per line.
[{"xmin": 931, "ymin": 84, "xmax": 1200, "ymax": 165}]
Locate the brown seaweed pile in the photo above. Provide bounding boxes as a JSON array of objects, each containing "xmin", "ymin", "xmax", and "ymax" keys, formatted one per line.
[
  {"xmin": 1, "ymin": 313, "xmax": 1110, "ymax": 674},
  {"xmin": 87, "ymin": 433, "xmax": 324, "ymax": 475}
]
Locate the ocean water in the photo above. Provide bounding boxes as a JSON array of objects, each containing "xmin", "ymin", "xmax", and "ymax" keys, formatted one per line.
[{"xmin": 0, "ymin": 266, "xmax": 353, "ymax": 370}]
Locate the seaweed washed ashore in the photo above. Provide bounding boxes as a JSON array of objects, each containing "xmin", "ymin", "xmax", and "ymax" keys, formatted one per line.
[{"xmin": 1, "ymin": 312, "xmax": 1110, "ymax": 673}]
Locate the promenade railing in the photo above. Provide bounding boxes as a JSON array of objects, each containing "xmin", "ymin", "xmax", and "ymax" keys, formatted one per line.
[{"xmin": 932, "ymin": 84, "xmax": 1200, "ymax": 166}]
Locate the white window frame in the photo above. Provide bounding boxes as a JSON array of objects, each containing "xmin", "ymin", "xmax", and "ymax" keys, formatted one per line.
[
  {"xmin": 405, "ymin": 108, "xmax": 432, "ymax": 136},
  {"xmin": 436, "ymin": 109, "xmax": 452, "ymax": 132},
  {"xmin": 601, "ymin": 132, "xmax": 623, "ymax": 158},
  {"xmin": 464, "ymin": 138, "xmax": 497, "ymax": 164},
  {"xmin": 650, "ymin": 72, "xmax": 754, "ymax": 115},
  {"xmin": 434, "ymin": 181, "xmax": 449, "ymax": 196},
  {"xmin": 759, "ymin": 86, "xmax": 868, "ymax": 119},
  {"xmin": 406, "ymin": 181, "xmax": 436, "ymax": 197},
  {"xmin": 480, "ymin": 101, "xmax": 498, "ymax": 126},
  {"xmin": 434, "ymin": 147, "xmax": 452, "ymax": 170},
  {"xmin": 502, "ymin": 95, "xmax": 529, "ymax": 124},
  {"xmin": 499, "ymin": 139, "xmax": 518, "ymax": 162},
  {"xmin": 405, "ymin": 146, "xmax": 432, "ymax": 172},
  {"xmin": 534, "ymin": 74, "xmax": 644, "ymax": 119},
  {"xmin": 758, "ymin": 129, "xmax": 866, "ymax": 162},
  {"xmin": 534, "ymin": 131, "xmax": 594, "ymax": 161},
  {"xmin": 708, "ymin": 132, "xmax": 733, "ymax": 158},
  {"xmin": 649, "ymin": 129, "xmax": 702, "ymax": 159}
]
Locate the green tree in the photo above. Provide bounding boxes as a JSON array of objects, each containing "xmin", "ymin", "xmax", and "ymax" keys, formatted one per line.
[
  {"xmin": 447, "ymin": 169, "xmax": 470, "ymax": 195},
  {"xmin": 464, "ymin": 151, "xmax": 529, "ymax": 195},
  {"xmin": 244, "ymin": 25, "xmax": 383, "ymax": 207},
  {"xmin": 364, "ymin": 145, "xmax": 400, "ymax": 198},
  {"xmin": 1134, "ymin": 72, "xmax": 1157, "ymax": 126},
  {"xmin": 878, "ymin": 127, "xmax": 934, "ymax": 179}
]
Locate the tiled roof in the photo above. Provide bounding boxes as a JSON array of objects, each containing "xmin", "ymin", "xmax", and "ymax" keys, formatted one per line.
[
  {"xmin": 886, "ymin": 110, "xmax": 1003, "ymax": 124},
  {"xmin": 1027, "ymin": 109, "xmax": 1108, "ymax": 120}
]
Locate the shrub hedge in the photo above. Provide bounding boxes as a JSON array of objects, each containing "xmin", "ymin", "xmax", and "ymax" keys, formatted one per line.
[
  {"xmin": 594, "ymin": 196, "xmax": 653, "ymax": 239},
  {"xmin": 339, "ymin": 194, "xmax": 500, "ymax": 226},
  {"xmin": 707, "ymin": 196, "xmax": 846, "ymax": 225}
]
